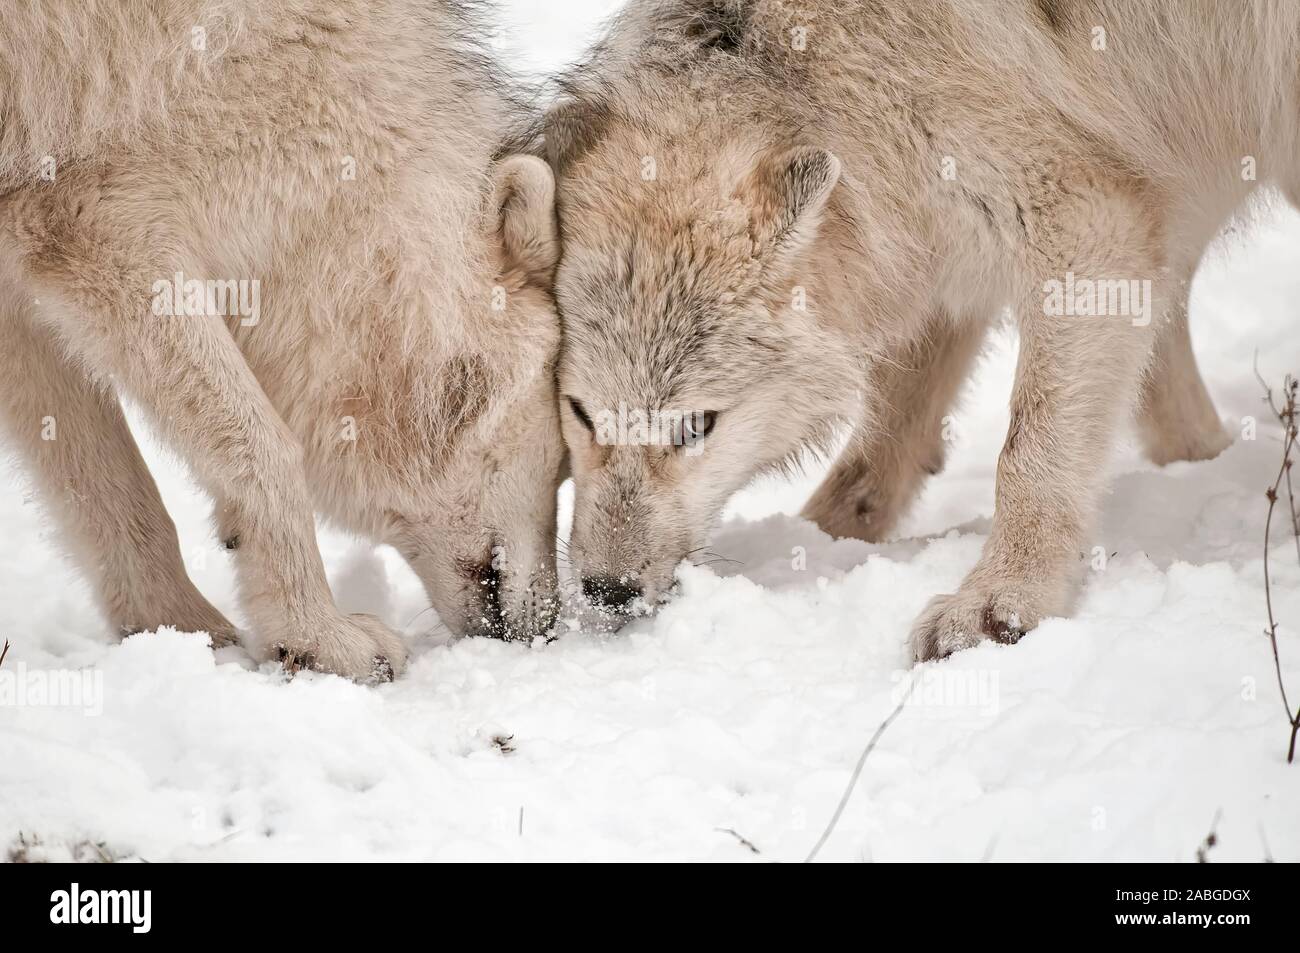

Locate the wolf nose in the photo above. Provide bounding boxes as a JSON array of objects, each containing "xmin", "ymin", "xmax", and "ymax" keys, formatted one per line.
[{"xmin": 582, "ymin": 576, "xmax": 642, "ymax": 612}]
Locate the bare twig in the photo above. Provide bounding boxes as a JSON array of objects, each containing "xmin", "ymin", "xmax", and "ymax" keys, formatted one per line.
[
  {"xmin": 1258, "ymin": 364, "xmax": 1300, "ymax": 565},
  {"xmin": 1195, "ymin": 809, "xmax": 1222, "ymax": 863},
  {"xmin": 1259, "ymin": 823, "xmax": 1275, "ymax": 864},
  {"xmin": 804, "ymin": 672, "xmax": 916, "ymax": 862},
  {"xmin": 0, "ymin": 640, "xmax": 9, "ymax": 670},
  {"xmin": 980, "ymin": 834, "xmax": 1000, "ymax": 863},
  {"xmin": 716, "ymin": 827, "xmax": 760, "ymax": 855},
  {"xmin": 1260, "ymin": 373, "xmax": 1300, "ymax": 763}
]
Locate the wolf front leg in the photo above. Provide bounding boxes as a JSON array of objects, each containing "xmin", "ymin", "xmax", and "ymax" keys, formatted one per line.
[
  {"xmin": 911, "ymin": 191, "xmax": 1161, "ymax": 661},
  {"xmin": 803, "ymin": 310, "xmax": 988, "ymax": 542},
  {"xmin": 16, "ymin": 249, "xmax": 406, "ymax": 680},
  {"xmin": 0, "ymin": 299, "xmax": 238, "ymax": 644}
]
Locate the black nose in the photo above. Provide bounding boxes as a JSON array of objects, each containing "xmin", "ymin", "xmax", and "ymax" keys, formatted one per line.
[{"xmin": 582, "ymin": 576, "xmax": 643, "ymax": 612}]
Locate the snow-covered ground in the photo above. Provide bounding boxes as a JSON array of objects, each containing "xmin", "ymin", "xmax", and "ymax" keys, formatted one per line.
[{"xmin": 2, "ymin": 2, "xmax": 1299, "ymax": 862}]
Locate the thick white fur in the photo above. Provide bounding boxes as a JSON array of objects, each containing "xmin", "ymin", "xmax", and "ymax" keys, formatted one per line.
[
  {"xmin": 0, "ymin": 0, "xmax": 565, "ymax": 679},
  {"xmin": 542, "ymin": 0, "xmax": 1295, "ymax": 656}
]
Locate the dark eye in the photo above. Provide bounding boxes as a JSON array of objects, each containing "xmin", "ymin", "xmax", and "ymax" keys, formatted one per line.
[
  {"xmin": 681, "ymin": 411, "xmax": 718, "ymax": 446},
  {"xmin": 568, "ymin": 397, "xmax": 594, "ymax": 432}
]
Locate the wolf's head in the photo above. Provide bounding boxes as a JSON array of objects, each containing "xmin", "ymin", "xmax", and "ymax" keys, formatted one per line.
[
  {"xmin": 549, "ymin": 114, "xmax": 859, "ymax": 615},
  {"xmin": 385, "ymin": 154, "xmax": 566, "ymax": 642}
]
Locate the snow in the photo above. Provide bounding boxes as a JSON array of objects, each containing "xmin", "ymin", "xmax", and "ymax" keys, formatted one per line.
[{"xmin": 2, "ymin": 1, "xmax": 1298, "ymax": 863}]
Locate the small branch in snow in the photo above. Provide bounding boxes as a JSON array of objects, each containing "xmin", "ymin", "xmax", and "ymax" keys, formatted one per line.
[
  {"xmin": 1259, "ymin": 372, "xmax": 1300, "ymax": 763},
  {"xmin": 1195, "ymin": 809, "xmax": 1222, "ymax": 863},
  {"xmin": 1258, "ymin": 824, "xmax": 1275, "ymax": 864},
  {"xmin": 7, "ymin": 831, "xmax": 36, "ymax": 863},
  {"xmin": 980, "ymin": 834, "xmax": 1000, "ymax": 863},
  {"xmin": 804, "ymin": 671, "xmax": 916, "ymax": 863},
  {"xmin": 715, "ymin": 827, "xmax": 760, "ymax": 855},
  {"xmin": 0, "ymin": 640, "xmax": 9, "ymax": 670}
]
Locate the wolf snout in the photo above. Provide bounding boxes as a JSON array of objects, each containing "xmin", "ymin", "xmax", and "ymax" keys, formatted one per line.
[
  {"xmin": 466, "ymin": 557, "xmax": 559, "ymax": 641},
  {"xmin": 581, "ymin": 576, "xmax": 643, "ymax": 613}
]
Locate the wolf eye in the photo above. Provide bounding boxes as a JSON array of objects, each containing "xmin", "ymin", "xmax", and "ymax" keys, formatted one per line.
[
  {"xmin": 568, "ymin": 397, "xmax": 594, "ymax": 432},
  {"xmin": 681, "ymin": 411, "xmax": 718, "ymax": 445}
]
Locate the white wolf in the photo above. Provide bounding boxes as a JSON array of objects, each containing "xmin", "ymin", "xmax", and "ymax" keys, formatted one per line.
[
  {"xmin": 540, "ymin": 0, "xmax": 1296, "ymax": 657},
  {"xmin": 0, "ymin": 0, "xmax": 564, "ymax": 680}
]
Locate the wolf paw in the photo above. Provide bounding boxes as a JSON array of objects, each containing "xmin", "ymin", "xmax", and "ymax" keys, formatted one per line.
[
  {"xmin": 205, "ymin": 620, "xmax": 242, "ymax": 649},
  {"xmin": 802, "ymin": 485, "xmax": 903, "ymax": 544},
  {"xmin": 274, "ymin": 613, "xmax": 407, "ymax": 683},
  {"xmin": 909, "ymin": 587, "xmax": 1036, "ymax": 662},
  {"xmin": 1142, "ymin": 411, "xmax": 1233, "ymax": 467}
]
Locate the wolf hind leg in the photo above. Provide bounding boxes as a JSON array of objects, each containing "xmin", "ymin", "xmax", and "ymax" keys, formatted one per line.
[
  {"xmin": 802, "ymin": 309, "xmax": 988, "ymax": 542},
  {"xmin": 1137, "ymin": 282, "xmax": 1231, "ymax": 465},
  {"xmin": 0, "ymin": 295, "xmax": 239, "ymax": 644}
]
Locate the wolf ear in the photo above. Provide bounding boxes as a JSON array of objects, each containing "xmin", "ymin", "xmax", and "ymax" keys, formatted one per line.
[
  {"xmin": 493, "ymin": 155, "xmax": 559, "ymax": 287},
  {"xmin": 740, "ymin": 146, "xmax": 842, "ymax": 263}
]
